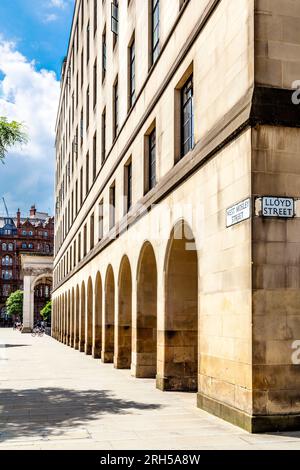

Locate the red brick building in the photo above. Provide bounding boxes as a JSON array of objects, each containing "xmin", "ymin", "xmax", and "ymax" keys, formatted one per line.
[{"xmin": 0, "ymin": 205, "xmax": 54, "ymax": 324}]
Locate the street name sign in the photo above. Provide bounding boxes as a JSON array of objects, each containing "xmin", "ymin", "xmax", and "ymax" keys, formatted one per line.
[
  {"xmin": 262, "ymin": 197, "xmax": 294, "ymax": 218},
  {"xmin": 226, "ymin": 198, "xmax": 251, "ymax": 228}
]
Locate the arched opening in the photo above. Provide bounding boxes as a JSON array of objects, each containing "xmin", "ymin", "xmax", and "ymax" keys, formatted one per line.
[
  {"xmin": 74, "ymin": 285, "xmax": 80, "ymax": 349},
  {"xmin": 33, "ymin": 276, "xmax": 52, "ymax": 328},
  {"xmin": 93, "ymin": 272, "xmax": 102, "ymax": 358},
  {"xmin": 102, "ymin": 265, "xmax": 115, "ymax": 363},
  {"xmin": 85, "ymin": 277, "xmax": 93, "ymax": 355},
  {"xmin": 61, "ymin": 293, "xmax": 64, "ymax": 343},
  {"xmin": 66, "ymin": 290, "xmax": 70, "ymax": 345},
  {"xmin": 158, "ymin": 220, "xmax": 198, "ymax": 392},
  {"xmin": 134, "ymin": 242, "xmax": 157, "ymax": 378},
  {"xmin": 70, "ymin": 288, "xmax": 75, "ymax": 347},
  {"xmin": 115, "ymin": 256, "xmax": 132, "ymax": 369},
  {"xmin": 79, "ymin": 282, "xmax": 86, "ymax": 352}
]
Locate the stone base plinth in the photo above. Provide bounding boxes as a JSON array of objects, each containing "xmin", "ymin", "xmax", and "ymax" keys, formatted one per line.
[
  {"xmin": 197, "ymin": 392, "xmax": 300, "ymax": 433},
  {"xmin": 21, "ymin": 327, "xmax": 32, "ymax": 334},
  {"xmin": 156, "ymin": 375, "xmax": 197, "ymax": 392}
]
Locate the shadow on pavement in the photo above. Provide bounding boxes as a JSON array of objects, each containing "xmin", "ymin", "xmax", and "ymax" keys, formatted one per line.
[
  {"xmin": 0, "ymin": 345, "xmax": 30, "ymax": 348},
  {"xmin": 0, "ymin": 387, "xmax": 163, "ymax": 441}
]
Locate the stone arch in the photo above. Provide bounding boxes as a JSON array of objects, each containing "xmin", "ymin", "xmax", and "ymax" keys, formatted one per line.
[
  {"xmin": 93, "ymin": 272, "xmax": 102, "ymax": 358},
  {"xmin": 70, "ymin": 287, "xmax": 75, "ymax": 347},
  {"xmin": 158, "ymin": 219, "xmax": 198, "ymax": 392},
  {"xmin": 74, "ymin": 285, "xmax": 80, "ymax": 349},
  {"xmin": 102, "ymin": 265, "xmax": 115, "ymax": 363},
  {"xmin": 133, "ymin": 241, "xmax": 157, "ymax": 378},
  {"xmin": 115, "ymin": 255, "xmax": 132, "ymax": 369},
  {"xmin": 85, "ymin": 277, "xmax": 93, "ymax": 355},
  {"xmin": 79, "ymin": 281, "xmax": 86, "ymax": 352}
]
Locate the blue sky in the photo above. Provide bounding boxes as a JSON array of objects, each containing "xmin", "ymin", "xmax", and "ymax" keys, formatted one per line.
[{"xmin": 0, "ymin": 0, "xmax": 74, "ymax": 217}]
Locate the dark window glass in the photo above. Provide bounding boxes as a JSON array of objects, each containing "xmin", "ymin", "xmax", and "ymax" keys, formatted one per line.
[
  {"xmin": 113, "ymin": 79, "xmax": 119, "ymax": 139},
  {"xmin": 87, "ymin": 22, "xmax": 90, "ymax": 63},
  {"xmin": 102, "ymin": 108, "xmax": 106, "ymax": 163},
  {"xmin": 86, "ymin": 86, "xmax": 90, "ymax": 130},
  {"xmin": 93, "ymin": 59, "xmax": 97, "ymax": 108},
  {"xmin": 126, "ymin": 162, "xmax": 132, "ymax": 212},
  {"xmin": 152, "ymin": 0, "xmax": 160, "ymax": 64},
  {"xmin": 181, "ymin": 75, "xmax": 194, "ymax": 157},
  {"xmin": 102, "ymin": 28, "xmax": 107, "ymax": 80},
  {"xmin": 109, "ymin": 184, "xmax": 116, "ymax": 229},
  {"xmin": 93, "ymin": 132, "xmax": 97, "ymax": 181},
  {"xmin": 129, "ymin": 39, "xmax": 136, "ymax": 108},
  {"xmin": 149, "ymin": 128, "xmax": 156, "ymax": 190}
]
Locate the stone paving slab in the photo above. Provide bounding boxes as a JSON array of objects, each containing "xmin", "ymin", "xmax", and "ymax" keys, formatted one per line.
[{"xmin": 1, "ymin": 328, "xmax": 300, "ymax": 450}]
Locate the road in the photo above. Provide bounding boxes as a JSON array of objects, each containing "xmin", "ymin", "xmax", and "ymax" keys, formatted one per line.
[{"xmin": 1, "ymin": 328, "xmax": 300, "ymax": 450}]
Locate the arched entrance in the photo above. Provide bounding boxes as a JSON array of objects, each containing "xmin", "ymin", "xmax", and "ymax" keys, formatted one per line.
[
  {"xmin": 133, "ymin": 242, "xmax": 157, "ymax": 378},
  {"xmin": 79, "ymin": 281, "xmax": 86, "ymax": 352},
  {"xmin": 74, "ymin": 285, "xmax": 80, "ymax": 349},
  {"xmin": 93, "ymin": 272, "xmax": 102, "ymax": 358},
  {"xmin": 85, "ymin": 277, "xmax": 93, "ymax": 355},
  {"xmin": 115, "ymin": 256, "xmax": 132, "ymax": 369},
  {"xmin": 158, "ymin": 220, "xmax": 198, "ymax": 392},
  {"xmin": 102, "ymin": 265, "xmax": 115, "ymax": 363}
]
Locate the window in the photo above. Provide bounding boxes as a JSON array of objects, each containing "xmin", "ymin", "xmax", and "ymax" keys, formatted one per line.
[
  {"xmin": 86, "ymin": 86, "xmax": 90, "ymax": 130},
  {"xmin": 81, "ymin": 49, "xmax": 84, "ymax": 87},
  {"xmin": 2, "ymin": 243, "xmax": 7, "ymax": 251},
  {"xmin": 109, "ymin": 182, "xmax": 116, "ymax": 229},
  {"xmin": 94, "ymin": 0, "xmax": 98, "ymax": 35},
  {"xmin": 2, "ymin": 256, "xmax": 12, "ymax": 266},
  {"xmin": 111, "ymin": 0, "xmax": 119, "ymax": 46},
  {"xmin": 151, "ymin": 0, "xmax": 160, "ymax": 65},
  {"xmin": 98, "ymin": 200, "xmax": 104, "ymax": 240},
  {"xmin": 181, "ymin": 75, "xmax": 194, "ymax": 157},
  {"xmin": 101, "ymin": 108, "xmax": 106, "ymax": 163},
  {"xmin": 81, "ymin": 0, "xmax": 84, "ymax": 29},
  {"xmin": 87, "ymin": 22, "xmax": 90, "ymax": 64},
  {"xmin": 80, "ymin": 166, "xmax": 83, "ymax": 205},
  {"xmin": 128, "ymin": 37, "xmax": 136, "ymax": 109},
  {"xmin": 144, "ymin": 127, "xmax": 156, "ymax": 193},
  {"xmin": 2, "ymin": 270, "xmax": 12, "ymax": 280},
  {"xmin": 93, "ymin": 132, "xmax": 97, "ymax": 181},
  {"xmin": 90, "ymin": 213, "xmax": 95, "ymax": 250},
  {"xmin": 78, "ymin": 232, "xmax": 81, "ymax": 262},
  {"xmin": 113, "ymin": 77, "xmax": 119, "ymax": 140},
  {"xmin": 93, "ymin": 59, "xmax": 97, "ymax": 108},
  {"xmin": 22, "ymin": 243, "xmax": 27, "ymax": 249},
  {"xmin": 80, "ymin": 108, "xmax": 84, "ymax": 145},
  {"xmin": 8, "ymin": 243, "xmax": 13, "ymax": 251},
  {"xmin": 73, "ymin": 239, "xmax": 77, "ymax": 268},
  {"xmin": 28, "ymin": 243, "xmax": 34, "ymax": 249},
  {"xmin": 75, "ymin": 179, "xmax": 78, "ymax": 214},
  {"xmin": 83, "ymin": 224, "xmax": 87, "ymax": 256},
  {"xmin": 102, "ymin": 26, "xmax": 107, "ymax": 81},
  {"xmin": 86, "ymin": 152, "xmax": 90, "ymax": 195},
  {"xmin": 124, "ymin": 159, "xmax": 132, "ymax": 213}
]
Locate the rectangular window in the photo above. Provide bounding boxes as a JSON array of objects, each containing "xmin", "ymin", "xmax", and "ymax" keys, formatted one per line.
[
  {"xmin": 113, "ymin": 78, "xmax": 119, "ymax": 140},
  {"xmin": 81, "ymin": 0, "xmax": 84, "ymax": 29},
  {"xmin": 109, "ymin": 183, "xmax": 116, "ymax": 229},
  {"xmin": 75, "ymin": 180, "xmax": 78, "ymax": 214},
  {"xmin": 76, "ymin": 71, "xmax": 79, "ymax": 107},
  {"xmin": 80, "ymin": 167, "xmax": 83, "ymax": 205},
  {"xmin": 101, "ymin": 108, "xmax": 106, "ymax": 163},
  {"xmin": 83, "ymin": 224, "xmax": 87, "ymax": 256},
  {"xmin": 90, "ymin": 213, "xmax": 95, "ymax": 250},
  {"xmin": 181, "ymin": 75, "xmax": 194, "ymax": 157},
  {"xmin": 78, "ymin": 232, "xmax": 81, "ymax": 262},
  {"xmin": 93, "ymin": 132, "xmax": 97, "ymax": 181},
  {"xmin": 128, "ymin": 37, "xmax": 136, "ymax": 109},
  {"xmin": 73, "ymin": 239, "xmax": 77, "ymax": 268},
  {"xmin": 98, "ymin": 200, "xmax": 104, "ymax": 240},
  {"xmin": 93, "ymin": 59, "xmax": 97, "ymax": 108},
  {"xmin": 81, "ymin": 49, "xmax": 84, "ymax": 87},
  {"xmin": 86, "ymin": 86, "xmax": 90, "ymax": 130},
  {"xmin": 151, "ymin": 0, "xmax": 160, "ymax": 65},
  {"xmin": 111, "ymin": 0, "xmax": 119, "ymax": 39},
  {"xmin": 80, "ymin": 108, "xmax": 84, "ymax": 145},
  {"xmin": 102, "ymin": 26, "xmax": 107, "ymax": 81},
  {"xmin": 94, "ymin": 0, "xmax": 97, "ymax": 35},
  {"xmin": 148, "ymin": 128, "xmax": 156, "ymax": 190},
  {"xmin": 86, "ymin": 151, "xmax": 89, "ymax": 195},
  {"xmin": 87, "ymin": 22, "xmax": 90, "ymax": 64},
  {"xmin": 124, "ymin": 160, "xmax": 132, "ymax": 213}
]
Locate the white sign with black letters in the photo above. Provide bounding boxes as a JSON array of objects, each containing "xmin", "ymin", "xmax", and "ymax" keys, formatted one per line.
[
  {"xmin": 226, "ymin": 198, "xmax": 251, "ymax": 228},
  {"xmin": 262, "ymin": 197, "xmax": 294, "ymax": 218}
]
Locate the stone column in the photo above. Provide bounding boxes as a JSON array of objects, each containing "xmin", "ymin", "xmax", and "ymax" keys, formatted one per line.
[{"xmin": 22, "ymin": 275, "xmax": 34, "ymax": 333}]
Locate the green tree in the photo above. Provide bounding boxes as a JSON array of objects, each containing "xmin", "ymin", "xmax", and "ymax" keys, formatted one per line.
[
  {"xmin": 6, "ymin": 290, "xmax": 23, "ymax": 320},
  {"xmin": 0, "ymin": 117, "xmax": 28, "ymax": 163},
  {"xmin": 40, "ymin": 300, "xmax": 52, "ymax": 322}
]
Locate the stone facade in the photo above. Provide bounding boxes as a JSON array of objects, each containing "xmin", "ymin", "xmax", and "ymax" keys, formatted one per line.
[{"xmin": 52, "ymin": 0, "xmax": 300, "ymax": 432}]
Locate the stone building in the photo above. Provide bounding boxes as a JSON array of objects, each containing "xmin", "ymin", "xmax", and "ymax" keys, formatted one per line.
[
  {"xmin": 0, "ymin": 205, "xmax": 54, "ymax": 323},
  {"xmin": 52, "ymin": 0, "xmax": 300, "ymax": 432}
]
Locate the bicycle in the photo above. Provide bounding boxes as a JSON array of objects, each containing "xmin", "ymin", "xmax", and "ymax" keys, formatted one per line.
[{"xmin": 31, "ymin": 326, "xmax": 45, "ymax": 337}]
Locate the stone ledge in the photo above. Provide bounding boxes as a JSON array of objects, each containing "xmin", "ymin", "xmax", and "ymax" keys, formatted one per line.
[{"xmin": 197, "ymin": 392, "xmax": 300, "ymax": 433}]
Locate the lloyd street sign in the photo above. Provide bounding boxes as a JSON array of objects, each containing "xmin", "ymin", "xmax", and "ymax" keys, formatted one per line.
[
  {"xmin": 226, "ymin": 198, "xmax": 251, "ymax": 228},
  {"xmin": 262, "ymin": 197, "xmax": 294, "ymax": 218}
]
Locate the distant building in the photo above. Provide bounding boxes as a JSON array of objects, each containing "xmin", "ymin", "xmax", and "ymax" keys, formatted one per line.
[{"xmin": 0, "ymin": 205, "xmax": 54, "ymax": 323}]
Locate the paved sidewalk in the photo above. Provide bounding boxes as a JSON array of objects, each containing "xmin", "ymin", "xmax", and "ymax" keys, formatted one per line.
[{"xmin": 1, "ymin": 328, "xmax": 300, "ymax": 450}]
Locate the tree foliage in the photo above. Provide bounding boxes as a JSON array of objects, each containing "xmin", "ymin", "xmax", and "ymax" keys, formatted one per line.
[
  {"xmin": 6, "ymin": 290, "xmax": 23, "ymax": 319},
  {"xmin": 0, "ymin": 117, "xmax": 28, "ymax": 163},
  {"xmin": 40, "ymin": 300, "xmax": 52, "ymax": 321}
]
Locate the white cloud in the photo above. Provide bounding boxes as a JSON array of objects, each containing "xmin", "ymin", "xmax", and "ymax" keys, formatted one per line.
[
  {"xmin": 48, "ymin": 0, "xmax": 71, "ymax": 9},
  {"xmin": 0, "ymin": 39, "xmax": 60, "ymax": 215},
  {"xmin": 44, "ymin": 13, "xmax": 59, "ymax": 23}
]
